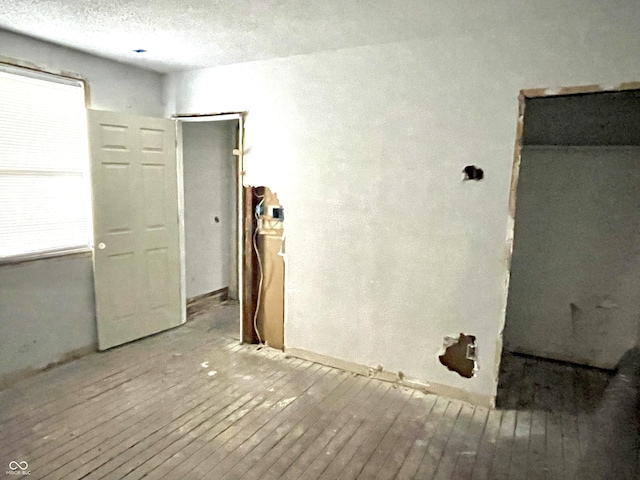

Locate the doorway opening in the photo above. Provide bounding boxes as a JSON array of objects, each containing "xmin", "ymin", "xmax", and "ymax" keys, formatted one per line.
[
  {"xmin": 498, "ymin": 84, "xmax": 640, "ymax": 412},
  {"xmin": 176, "ymin": 114, "xmax": 286, "ymax": 350},
  {"xmin": 177, "ymin": 114, "xmax": 243, "ymax": 338}
]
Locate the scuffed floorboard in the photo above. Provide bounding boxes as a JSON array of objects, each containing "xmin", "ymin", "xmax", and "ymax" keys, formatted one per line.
[{"xmin": 0, "ymin": 306, "xmax": 618, "ymax": 479}]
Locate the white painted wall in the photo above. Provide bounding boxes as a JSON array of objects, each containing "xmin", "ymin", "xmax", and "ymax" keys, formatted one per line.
[
  {"xmin": 164, "ymin": 1, "xmax": 640, "ymax": 403},
  {"xmin": 0, "ymin": 30, "xmax": 164, "ymax": 383},
  {"xmin": 0, "ymin": 255, "xmax": 96, "ymax": 379},
  {"xmin": 182, "ymin": 121, "xmax": 237, "ymax": 299},
  {"xmin": 0, "ymin": 29, "xmax": 163, "ymax": 116},
  {"xmin": 504, "ymin": 147, "xmax": 640, "ymax": 369}
]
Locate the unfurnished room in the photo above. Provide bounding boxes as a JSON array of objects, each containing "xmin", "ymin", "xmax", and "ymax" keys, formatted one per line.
[{"xmin": 1, "ymin": 2, "xmax": 640, "ymax": 479}]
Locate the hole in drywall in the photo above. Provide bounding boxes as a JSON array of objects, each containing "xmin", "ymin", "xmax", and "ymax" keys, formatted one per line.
[
  {"xmin": 132, "ymin": 49, "xmax": 147, "ymax": 53},
  {"xmin": 214, "ymin": 216, "xmax": 220, "ymax": 223},
  {"xmin": 439, "ymin": 333, "xmax": 477, "ymax": 378},
  {"xmin": 462, "ymin": 165, "xmax": 484, "ymax": 181}
]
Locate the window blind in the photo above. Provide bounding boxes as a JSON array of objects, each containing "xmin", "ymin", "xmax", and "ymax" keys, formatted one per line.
[{"xmin": 0, "ymin": 65, "xmax": 92, "ymax": 260}]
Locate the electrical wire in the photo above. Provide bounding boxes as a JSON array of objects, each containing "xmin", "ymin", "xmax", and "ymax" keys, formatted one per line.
[{"xmin": 253, "ymin": 196, "xmax": 265, "ymax": 345}]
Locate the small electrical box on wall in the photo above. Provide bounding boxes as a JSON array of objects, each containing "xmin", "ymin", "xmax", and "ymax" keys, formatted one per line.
[
  {"xmin": 263, "ymin": 205, "xmax": 283, "ymax": 222},
  {"xmin": 271, "ymin": 207, "xmax": 284, "ymax": 222},
  {"xmin": 256, "ymin": 204, "xmax": 284, "ymax": 222}
]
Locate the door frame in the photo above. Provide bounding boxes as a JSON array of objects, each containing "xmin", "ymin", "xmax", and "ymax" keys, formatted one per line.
[
  {"xmin": 499, "ymin": 81, "xmax": 640, "ymax": 371},
  {"xmin": 174, "ymin": 113, "xmax": 246, "ymax": 341}
]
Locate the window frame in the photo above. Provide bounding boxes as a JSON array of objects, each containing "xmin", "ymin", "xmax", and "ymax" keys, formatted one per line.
[{"xmin": 0, "ymin": 62, "xmax": 93, "ymax": 265}]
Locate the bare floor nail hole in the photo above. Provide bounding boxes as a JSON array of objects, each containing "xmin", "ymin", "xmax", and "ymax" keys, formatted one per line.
[{"xmin": 463, "ymin": 165, "xmax": 484, "ymax": 181}]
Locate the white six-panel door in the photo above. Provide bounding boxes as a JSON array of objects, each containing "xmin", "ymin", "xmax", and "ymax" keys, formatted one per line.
[{"xmin": 89, "ymin": 110, "xmax": 182, "ymax": 350}]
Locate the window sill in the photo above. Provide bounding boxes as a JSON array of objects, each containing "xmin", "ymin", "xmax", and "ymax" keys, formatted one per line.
[{"xmin": 0, "ymin": 248, "xmax": 92, "ymax": 267}]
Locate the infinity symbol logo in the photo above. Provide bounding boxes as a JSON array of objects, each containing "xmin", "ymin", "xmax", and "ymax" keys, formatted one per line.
[{"xmin": 9, "ymin": 461, "xmax": 28, "ymax": 470}]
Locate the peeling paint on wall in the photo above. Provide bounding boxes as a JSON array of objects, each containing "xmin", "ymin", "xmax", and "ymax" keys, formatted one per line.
[{"xmin": 597, "ymin": 296, "xmax": 618, "ymax": 309}]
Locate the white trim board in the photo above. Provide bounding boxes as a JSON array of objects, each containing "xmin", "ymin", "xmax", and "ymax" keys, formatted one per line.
[
  {"xmin": 172, "ymin": 113, "xmax": 242, "ymax": 122},
  {"xmin": 285, "ymin": 347, "xmax": 494, "ymax": 408}
]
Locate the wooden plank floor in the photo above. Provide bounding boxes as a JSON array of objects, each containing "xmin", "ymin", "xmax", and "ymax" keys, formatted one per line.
[{"xmin": 0, "ymin": 304, "xmax": 618, "ymax": 479}]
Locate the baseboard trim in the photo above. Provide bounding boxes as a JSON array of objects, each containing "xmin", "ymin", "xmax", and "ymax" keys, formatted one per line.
[
  {"xmin": 0, "ymin": 344, "xmax": 97, "ymax": 391},
  {"xmin": 187, "ymin": 286, "xmax": 229, "ymax": 305},
  {"xmin": 505, "ymin": 345, "xmax": 616, "ymax": 370},
  {"xmin": 187, "ymin": 287, "xmax": 229, "ymax": 319},
  {"xmin": 285, "ymin": 347, "xmax": 494, "ymax": 408}
]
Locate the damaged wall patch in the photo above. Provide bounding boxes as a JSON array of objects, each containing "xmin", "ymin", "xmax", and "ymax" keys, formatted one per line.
[{"xmin": 439, "ymin": 333, "xmax": 478, "ymax": 378}]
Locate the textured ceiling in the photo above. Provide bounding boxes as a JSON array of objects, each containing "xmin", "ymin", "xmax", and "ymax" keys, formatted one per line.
[{"xmin": 0, "ymin": 0, "xmax": 459, "ymax": 73}]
